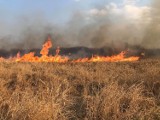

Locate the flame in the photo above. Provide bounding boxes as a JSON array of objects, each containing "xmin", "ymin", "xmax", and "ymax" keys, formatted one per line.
[
  {"xmin": 16, "ymin": 52, "xmax": 21, "ymax": 59},
  {"xmin": 40, "ymin": 36, "xmax": 52, "ymax": 56},
  {"xmin": 0, "ymin": 57, "xmax": 5, "ymax": 62},
  {"xmin": 0, "ymin": 36, "xmax": 140, "ymax": 63},
  {"xmin": 16, "ymin": 36, "xmax": 69, "ymax": 63},
  {"xmin": 72, "ymin": 51, "xmax": 139, "ymax": 63}
]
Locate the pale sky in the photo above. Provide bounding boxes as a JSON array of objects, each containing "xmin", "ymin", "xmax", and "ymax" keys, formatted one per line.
[
  {"xmin": 0, "ymin": 0, "xmax": 152, "ymax": 41},
  {"xmin": 0, "ymin": 0, "xmax": 150, "ymax": 25}
]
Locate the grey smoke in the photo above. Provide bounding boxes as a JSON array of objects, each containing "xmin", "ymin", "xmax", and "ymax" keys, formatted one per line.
[
  {"xmin": 63, "ymin": 4, "xmax": 149, "ymax": 49},
  {"xmin": 142, "ymin": 0, "xmax": 160, "ymax": 49},
  {"xmin": 0, "ymin": 0, "xmax": 159, "ymax": 50}
]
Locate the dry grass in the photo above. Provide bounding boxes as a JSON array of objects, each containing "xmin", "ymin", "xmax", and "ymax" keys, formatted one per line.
[{"xmin": 0, "ymin": 58, "xmax": 160, "ymax": 120}]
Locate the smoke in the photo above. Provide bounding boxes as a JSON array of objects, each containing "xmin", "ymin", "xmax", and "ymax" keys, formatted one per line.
[
  {"xmin": 62, "ymin": 2, "xmax": 151, "ymax": 49},
  {"xmin": 0, "ymin": 12, "xmax": 66, "ymax": 50},
  {"xmin": 142, "ymin": 0, "xmax": 160, "ymax": 49},
  {"xmin": 0, "ymin": 0, "xmax": 160, "ymax": 51}
]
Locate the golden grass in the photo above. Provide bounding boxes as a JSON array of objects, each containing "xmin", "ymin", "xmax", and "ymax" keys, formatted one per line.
[{"xmin": 0, "ymin": 59, "xmax": 160, "ymax": 120}]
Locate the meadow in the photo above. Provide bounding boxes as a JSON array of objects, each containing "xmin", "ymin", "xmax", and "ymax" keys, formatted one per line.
[{"xmin": 0, "ymin": 58, "xmax": 160, "ymax": 120}]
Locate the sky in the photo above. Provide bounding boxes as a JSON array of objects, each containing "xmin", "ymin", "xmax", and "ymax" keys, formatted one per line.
[
  {"xmin": 0, "ymin": 0, "xmax": 156, "ymax": 49},
  {"xmin": 0, "ymin": 0, "xmax": 150, "ymax": 25}
]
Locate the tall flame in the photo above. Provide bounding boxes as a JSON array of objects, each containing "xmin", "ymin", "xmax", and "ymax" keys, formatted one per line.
[
  {"xmin": 0, "ymin": 36, "xmax": 140, "ymax": 63},
  {"xmin": 16, "ymin": 36, "xmax": 69, "ymax": 63},
  {"xmin": 40, "ymin": 36, "xmax": 52, "ymax": 56}
]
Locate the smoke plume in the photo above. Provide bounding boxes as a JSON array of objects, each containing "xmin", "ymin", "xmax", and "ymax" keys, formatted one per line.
[
  {"xmin": 63, "ymin": 2, "xmax": 151, "ymax": 49},
  {"xmin": 0, "ymin": 0, "xmax": 159, "ymax": 51},
  {"xmin": 142, "ymin": 0, "xmax": 160, "ymax": 49}
]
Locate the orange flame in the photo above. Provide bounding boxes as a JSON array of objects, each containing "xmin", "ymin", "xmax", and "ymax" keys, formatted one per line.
[
  {"xmin": 40, "ymin": 36, "xmax": 52, "ymax": 56},
  {"xmin": 16, "ymin": 36, "xmax": 69, "ymax": 63},
  {"xmin": 72, "ymin": 51, "xmax": 139, "ymax": 63},
  {"xmin": 0, "ymin": 57, "xmax": 5, "ymax": 62},
  {"xmin": 0, "ymin": 36, "xmax": 140, "ymax": 63}
]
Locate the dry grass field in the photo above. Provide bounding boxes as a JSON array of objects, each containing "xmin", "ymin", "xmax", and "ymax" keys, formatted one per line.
[{"xmin": 0, "ymin": 58, "xmax": 160, "ymax": 120}]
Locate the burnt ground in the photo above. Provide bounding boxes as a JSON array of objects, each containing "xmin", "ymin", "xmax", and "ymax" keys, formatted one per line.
[
  {"xmin": 0, "ymin": 58, "xmax": 160, "ymax": 120},
  {"xmin": 0, "ymin": 45, "xmax": 160, "ymax": 59}
]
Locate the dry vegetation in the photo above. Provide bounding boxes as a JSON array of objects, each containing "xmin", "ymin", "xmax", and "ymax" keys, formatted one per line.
[{"xmin": 0, "ymin": 58, "xmax": 160, "ymax": 120}]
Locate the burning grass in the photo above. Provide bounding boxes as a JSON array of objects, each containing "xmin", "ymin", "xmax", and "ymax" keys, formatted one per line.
[
  {"xmin": 0, "ymin": 36, "xmax": 140, "ymax": 63},
  {"xmin": 0, "ymin": 58, "xmax": 160, "ymax": 120}
]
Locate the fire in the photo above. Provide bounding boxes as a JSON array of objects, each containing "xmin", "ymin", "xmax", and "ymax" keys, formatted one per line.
[
  {"xmin": 0, "ymin": 57, "xmax": 5, "ymax": 62},
  {"xmin": 1, "ymin": 36, "xmax": 140, "ymax": 63},
  {"xmin": 72, "ymin": 51, "xmax": 139, "ymax": 63},
  {"xmin": 40, "ymin": 36, "xmax": 52, "ymax": 56},
  {"xmin": 16, "ymin": 36, "xmax": 69, "ymax": 63}
]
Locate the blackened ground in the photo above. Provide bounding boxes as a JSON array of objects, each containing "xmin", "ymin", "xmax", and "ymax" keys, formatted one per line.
[{"xmin": 0, "ymin": 45, "xmax": 159, "ymax": 59}]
